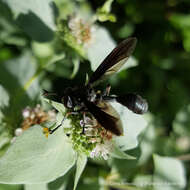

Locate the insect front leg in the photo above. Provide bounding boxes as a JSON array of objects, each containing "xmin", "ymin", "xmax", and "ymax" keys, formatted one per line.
[
  {"xmin": 48, "ymin": 111, "xmax": 79, "ymax": 134},
  {"xmin": 80, "ymin": 112, "xmax": 86, "ymax": 134},
  {"xmin": 103, "ymin": 84, "xmax": 111, "ymax": 96}
]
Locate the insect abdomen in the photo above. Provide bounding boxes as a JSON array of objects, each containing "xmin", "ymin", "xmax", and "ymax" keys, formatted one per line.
[{"xmin": 116, "ymin": 93, "xmax": 148, "ymax": 114}]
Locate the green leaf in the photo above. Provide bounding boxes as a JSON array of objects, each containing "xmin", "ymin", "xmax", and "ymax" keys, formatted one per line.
[
  {"xmin": 70, "ymin": 58, "xmax": 80, "ymax": 79},
  {"xmin": 0, "ymin": 51, "xmax": 40, "ymax": 128},
  {"xmin": 32, "ymin": 42, "xmax": 54, "ymax": 58},
  {"xmin": 0, "ymin": 128, "xmax": 11, "ymax": 150},
  {"xmin": 99, "ymin": 0, "xmax": 114, "ymax": 14},
  {"xmin": 0, "ymin": 1, "xmax": 27, "ymax": 47},
  {"xmin": 43, "ymin": 98, "xmax": 65, "ymax": 115},
  {"xmin": 73, "ymin": 153, "xmax": 87, "ymax": 190},
  {"xmin": 110, "ymin": 145, "xmax": 136, "ymax": 160},
  {"xmin": 110, "ymin": 102, "xmax": 147, "ymax": 151},
  {"xmin": 0, "ymin": 184, "xmax": 22, "ymax": 190},
  {"xmin": 0, "ymin": 51, "xmax": 39, "ymax": 100},
  {"xmin": 138, "ymin": 114, "xmax": 156, "ymax": 165},
  {"xmin": 0, "ymin": 126, "xmax": 76, "ymax": 184},
  {"xmin": 48, "ymin": 170, "xmax": 71, "ymax": 190},
  {"xmin": 0, "ymin": 85, "xmax": 9, "ymax": 109},
  {"xmin": 169, "ymin": 13, "xmax": 190, "ymax": 29},
  {"xmin": 87, "ymin": 26, "xmax": 115, "ymax": 71},
  {"xmin": 153, "ymin": 154, "xmax": 186, "ymax": 190},
  {"xmin": 96, "ymin": 0, "xmax": 116, "ymax": 22},
  {"xmin": 25, "ymin": 184, "xmax": 47, "ymax": 190},
  {"xmin": 133, "ymin": 175, "xmax": 153, "ymax": 190},
  {"xmin": 173, "ymin": 104, "xmax": 190, "ymax": 136},
  {"xmin": 2, "ymin": 0, "xmax": 56, "ymax": 42}
]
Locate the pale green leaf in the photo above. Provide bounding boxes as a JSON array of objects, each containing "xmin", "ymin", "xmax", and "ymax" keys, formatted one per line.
[
  {"xmin": 0, "ymin": 126, "xmax": 76, "ymax": 184},
  {"xmin": 0, "ymin": 51, "xmax": 40, "ymax": 127},
  {"xmin": 48, "ymin": 170, "xmax": 71, "ymax": 190},
  {"xmin": 32, "ymin": 42, "xmax": 54, "ymax": 58},
  {"xmin": 3, "ymin": 0, "xmax": 56, "ymax": 30},
  {"xmin": 0, "ymin": 85, "xmax": 9, "ymax": 109},
  {"xmin": 138, "ymin": 114, "xmax": 156, "ymax": 165},
  {"xmin": 73, "ymin": 153, "xmax": 87, "ymax": 190},
  {"xmin": 100, "ymin": 0, "xmax": 114, "ymax": 13},
  {"xmin": 25, "ymin": 184, "xmax": 47, "ymax": 190},
  {"xmin": 153, "ymin": 154, "xmax": 186, "ymax": 190},
  {"xmin": 70, "ymin": 58, "xmax": 80, "ymax": 79},
  {"xmin": 87, "ymin": 26, "xmax": 115, "ymax": 71},
  {"xmin": 133, "ymin": 175, "xmax": 153, "ymax": 189},
  {"xmin": 110, "ymin": 102, "xmax": 148, "ymax": 151},
  {"xmin": 0, "ymin": 51, "xmax": 39, "ymax": 99},
  {"xmin": 43, "ymin": 98, "xmax": 65, "ymax": 115},
  {"xmin": 2, "ymin": 0, "xmax": 56, "ymax": 42},
  {"xmin": 110, "ymin": 145, "xmax": 136, "ymax": 160}
]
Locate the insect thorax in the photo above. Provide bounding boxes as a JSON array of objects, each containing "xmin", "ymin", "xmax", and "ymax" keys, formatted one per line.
[{"xmin": 63, "ymin": 86, "xmax": 103, "ymax": 111}]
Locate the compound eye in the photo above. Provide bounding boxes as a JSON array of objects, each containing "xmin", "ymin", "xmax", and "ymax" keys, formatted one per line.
[
  {"xmin": 67, "ymin": 96, "xmax": 73, "ymax": 108},
  {"xmin": 64, "ymin": 96, "xmax": 73, "ymax": 108}
]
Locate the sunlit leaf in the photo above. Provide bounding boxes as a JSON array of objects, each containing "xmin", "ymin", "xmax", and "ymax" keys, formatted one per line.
[
  {"xmin": 87, "ymin": 26, "xmax": 115, "ymax": 71},
  {"xmin": 0, "ymin": 51, "xmax": 40, "ymax": 128},
  {"xmin": 73, "ymin": 153, "xmax": 87, "ymax": 190},
  {"xmin": 0, "ymin": 126, "xmax": 76, "ymax": 184},
  {"xmin": 0, "ymin": 51, "xmax": 39, "ymax": 99},
  {"xmin": 173, "ymin": 104, "xmax": 190, "ymax": 136},
  {"xmin": 0, "ymin": 85, "xmax": 9, "ymax": 109},
  {"xmin": 138, "ymin": 114, "xmax": 156, "ymax": 165},
  {"xmin": 110, "ymin": 145, "xmax": 136, "ymax": 160},
  {"xmin": 70, "ymin": 58, "xmax": 80, "ymax": 79},
  {"xmin": 43, "ymin": 98, "xmax": 65, "ymax": 115},
  {"xmin": 110, "ymin": 102, "xmax": 147, "ymax": 151},
  {"xmin": 133, "ymin": 175, "xmax": 152, "ymax": 190},
  {"xmin": 96, "ymin": 0, "xmax": 116, "ymax": 22},
  {"xmin": 2, "ymin": 0, "xmax": 56, "ymax": 42},
  {"xmin": 153, "ymin": 154, "xmax": 186, "ymax": 190},
  {"xmin": 25, "ymin": 184, "xmax": 47, "ymax": 190},
  {"xmin": 48, "ymin": 170, "xmax": 71, "ymax": 190}
]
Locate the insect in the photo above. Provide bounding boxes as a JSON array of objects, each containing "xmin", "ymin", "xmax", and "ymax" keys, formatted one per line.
[{"xmin": 43, "ymin": 37, "xmax": 148, "ymax": 136}]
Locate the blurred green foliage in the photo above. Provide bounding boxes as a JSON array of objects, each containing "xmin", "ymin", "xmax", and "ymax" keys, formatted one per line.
[{"xmin": 0, "ymin": 0, "xmax": 190, "ymax": 189}]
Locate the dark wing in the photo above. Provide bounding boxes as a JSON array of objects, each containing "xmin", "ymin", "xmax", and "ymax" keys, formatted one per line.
[
  {"xmin": 88, "ymin": 37, "xmax": 137, "ymax": 86},
  {"xmin": 97, "ymin": 101, "xmax": 123, "ymax": 134},
  {"xmin": 84, "ymin": 100, "xmax": 123, "ymax": 136}
]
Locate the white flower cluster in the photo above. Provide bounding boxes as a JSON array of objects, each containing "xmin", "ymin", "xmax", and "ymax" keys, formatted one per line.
[
  {"xmin": 80, "ymin": 116, "xmax": 113, "ymax": 160},
  {"xmin": 11, "ymin": 105, "xmax": 56, "ymax": 143},
  {"xmin": 90, "ymin": 140, "xmax": 113, "ymax": 160},
  {"xmin": 68, "ymin": 15, "xmax": 95, "ymax": 47}
]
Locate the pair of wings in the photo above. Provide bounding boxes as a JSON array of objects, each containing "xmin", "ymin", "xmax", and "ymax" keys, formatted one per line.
[{"xmin": 44, "ymin": 37, "xmax": 137, "ymax": 136}]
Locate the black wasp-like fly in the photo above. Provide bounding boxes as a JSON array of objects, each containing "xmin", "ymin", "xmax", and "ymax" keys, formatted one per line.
[{"xmin": 43, "ymin": 37, "xmax": 148, "ymax": 136}]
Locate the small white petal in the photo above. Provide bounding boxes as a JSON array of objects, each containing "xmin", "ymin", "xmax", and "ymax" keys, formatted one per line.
[
  {"xmin": 22, "ymin": 109, "xmax": 30, "ymax": 118},
  {"xmin": 30, "ymin": 113, "xmax": 35, "ymax": 119}
]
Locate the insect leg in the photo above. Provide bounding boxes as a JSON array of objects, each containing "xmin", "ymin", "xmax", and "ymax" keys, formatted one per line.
[
  {"xmin": 81, "ymin": 112, "xmax": 86, "ymax": 134},
  {"xmin": 42, "ymin": 89, "xmax": 62, "ymax": 103},
  {"xmin": 49, "ymin": 111, "xmax": 79, "ymax": 134},
  {"xmin": 103, "ymin": 84, "xmax": 111, "ymax": 96},
  {"xmin": 42, "ymin": 89, "xmax": 57, "ymax": 96}
]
